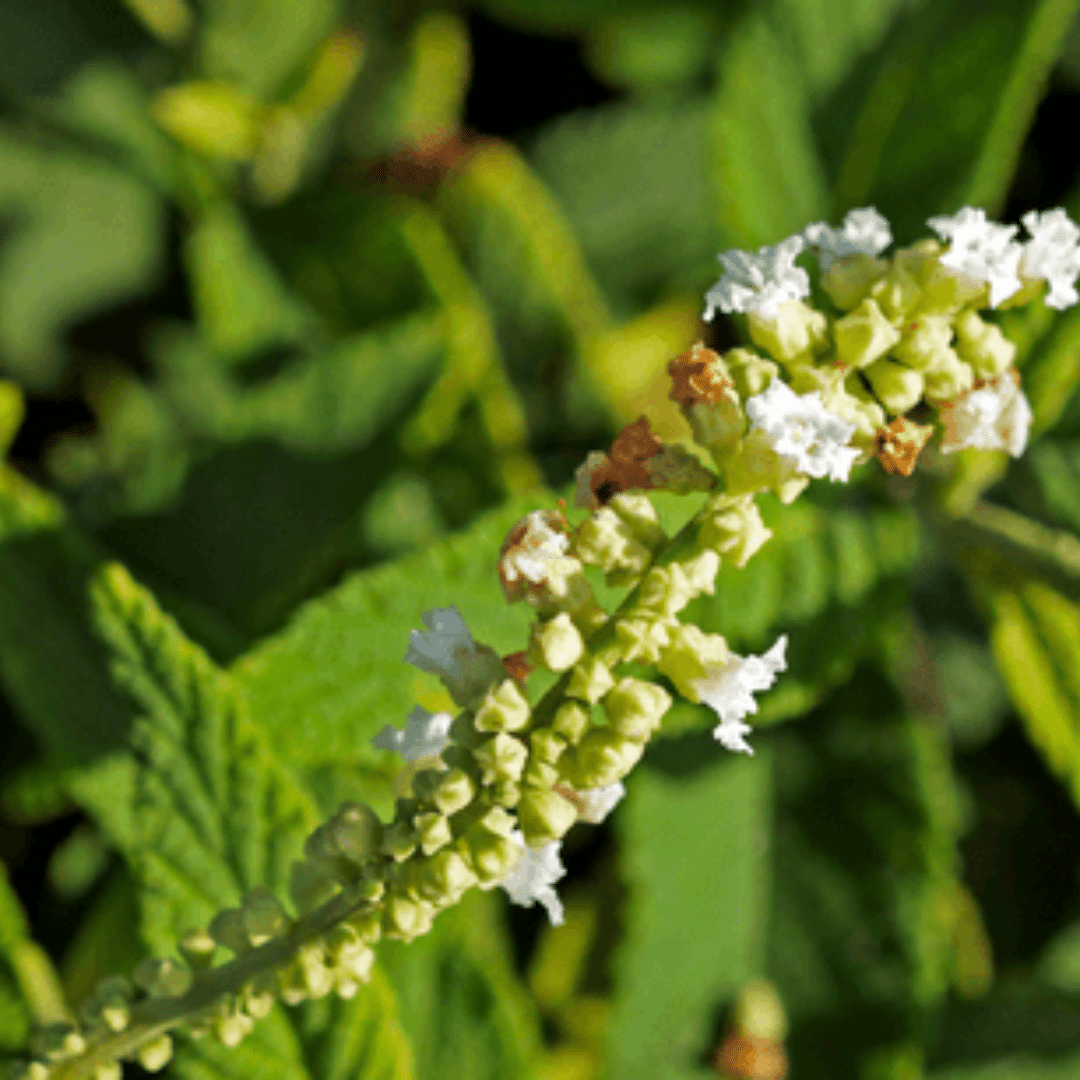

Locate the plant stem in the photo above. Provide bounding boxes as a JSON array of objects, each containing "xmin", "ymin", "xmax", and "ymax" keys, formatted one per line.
[{"xmin": 50, "ymin": 886, "xmax": 376, "ymax": 1080}]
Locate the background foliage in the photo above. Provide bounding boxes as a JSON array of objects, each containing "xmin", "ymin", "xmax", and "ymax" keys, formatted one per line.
[{"xmin": 5, "ymin": 1, "xmax": 1080, "ymax": 1078}]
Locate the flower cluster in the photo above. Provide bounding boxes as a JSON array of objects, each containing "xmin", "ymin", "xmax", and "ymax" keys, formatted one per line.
[{"xmin": 16, "ymin": 203, "xmax": 1069, "ymax": 1080}]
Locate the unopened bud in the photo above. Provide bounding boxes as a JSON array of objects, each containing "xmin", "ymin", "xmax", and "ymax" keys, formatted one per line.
[
  {"xmin": 288, "ymin": 858, "xmax": 338, "ymax": 913},
  {"xmin": 530, "ymin": 728, "xmax": 567, "ymax": 764},
  {"xmin": 820, "ymin": 253, "xmax": 889, "ymax": 311},
  {"xmin": 748, "ymin": 301, "xmax": 828, "ymax": 363},
  {"xmin": 699, "ymin": 492, "xmax": 772, "ymax": 570},
  {"xmin": 566, "ymin": 655, "xmax": 615, "ymax": 705},
  {"xmin": 464, "ymin": 821, "xmax": 522, "ymax": 886},
  {"xmin": 491, "ymin": 778, "xmax": 521, "ymax": 807},
  {"xmin": 383, "ymin": 894, "xmax": 436, "ymax": 942},
  {"xmin": 93, "ymin": 1063, "xmax": 121, "ymax": 1080},
  {"xmin": 419, "ymin": 848, "xmax": 478, "ymax": 903},
  {"xmin": 136, "ymin": 1034, "xmax": 174, "ymax": 1073},
  {"xmin": 954, "ymin": 309, "xmax": 1017, "ymax": 378},
  {"xmin": 381, "ymin": 821, "xmax": 418, "ymax": 862},
  {"xmin": 473, "ymin": 733, "xmax": 528, "ymax": 785},
  {"xmin": 529, "ymin": 612, "xmax": 584, "ymax": 672},
  {"xmin": 474, "ymin": 679, "xmax": 531, "ymax": 733},
  {"xmin": 923, "ymin": 353, "xmax": 974, "ymax": 402},
  {"xmin": 863, "ymin": 358, "xmax": 924, "ymax": 414},
  {"xmin": 560, "ymin": 729, "xmax": 646, "ymax": 789},
  {"xmin": 209, "ymin": 908, "xmax": 250, "ymax": 955},
  {"xmin": 551, "ymin": 701, "xmax": 592, "ymax": 745},
  {"xmin": 179, "ymin": 928, "xmax": 217, "ymax": 970},
  {"xmin": 33, "ymin": 1024, "xmax": 86, "ymax": 1062},
  {"xmin": 518, "ymin": 787, "xmax": 578, "ymax": 848},
  {"xmin": 891, "ymin": 315, "xmax": 955, "ymax": 370},
  {"xmin": 522, "ymin": 759, "xmax": 559, "ymax": 789},
  {"xmin": 833, "ymin": 297, "xmax": 900, "ymax": 369},
  {"xmin": 133, "ymin": 955, "xmax": 192, "ymax": 998},
  {"xmin": 241, "ymin": 886, "xmax": 291, "ymax": 946},
  {"xmin": 603, "ymin": 677, "xmax": 672, "ymax": 741},
  {"xmin": 328, "ymin": 802, "xmax": 383, "ymax": 863},
  {"xmin": 414, "ymin": 811, "xmax": 452, "ymax": 855}
]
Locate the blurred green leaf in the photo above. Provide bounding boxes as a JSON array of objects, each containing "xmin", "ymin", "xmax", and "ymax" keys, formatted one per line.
[
  {"xmin": 830, "ymin": 0, "xmax": 1080, "ymax": 239},
  {"xmin": 86, "ymin": 560, "xmax": 320, "ymax": 950},
  {"xmin": 768, "ymin": 666, "xmax": 965, "ymax": 1079},
  {"xmin": 380, "ymin": 889, "xmax": 542, "ymax": 1080},
  {"xmin": 708, "ymin": 10, "xmax": 830, "ymax": 251},
  {"xmin": 603, "ymin": 750, "xmax": 772, "ymax": 1080},
  {"xmin": 230, "ymin": 488, "xmax": 551, "ymax": 767},
  {"xmin": 0, "ymin": 124, "xmax": 165, "ymax": 388},
  {"xmin": 196, "ymin": 0, "xmax": 341, "ymax": 101}
]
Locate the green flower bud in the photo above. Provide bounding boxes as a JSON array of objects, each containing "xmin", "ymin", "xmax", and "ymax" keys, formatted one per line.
[
  {"xmin": 347, "ymin": 906, "xmax": 383, "ymax": 944},
  {"xmin": 529, "ymin": 611, "xmax": 584, "ymax": 672},
  {"xmin": 686, "ymin": 399, "xmax": 746, "ymax": 461},
  {"xmin": 463, "ymin": 822, "xmax": 522, "ymax": 886},
  {"xmin": 657, "ymin": 623, "xmax": 731, "ymax": 702},
  {"xmin": 94, "ymin": 976, "xmax": 133, "ymax": 1033},
  {"xmin": 870, "ymin": 259, "xmax": 922, "ymax": 321},
  {"xmin": 573, "ymin": 507, "xmax": 653, "ymax": 583},
  {"xmin": 137, "ymin": 1033, "xmax": 174, "ymax": 1073},
  {"xmin": 634, "ymin": 561, "xmax": 702, "ymax": 619},
  {"xmin": 522, "ymin": 759, "xmax": 559, "ymax": 789},
  {"xmin": 552, "ymin": 701, "xmax": 591, "ymax": 745},
  {"xmin": 607, "ymin": 614, "xmax": 674, "ymax": 665},
  {"xmin": 699, "ymin": 492, "xmax": 772, "ymax": 570},
  {"xmin": 566, "ymin": 655, "xmax": 616, "ymax": 704},
  {"xmin": 833, "ymin": 297, "xmax": 901, "ymax": 369},
  {"xmin": 380, "ymin": 821, "xmax": 418, "ymax": 862},
  {"xmin": 179, "ymin": 928, "xmax": 217, "ymax": 970},
  {"xmin": 607, "ymin": 491, "xmax": 666, "ymax": 549},
  {"xmin": 530, "ymin": 728, "xmax": 567, "ymax": 763},
  {"xmin": 240, "ymin": 886, "xmax": 291, "ymax": 946},
  {"xmin": 94, "ymin": 1063, "xmax": 122, "ymax": 1080},
  {"xmin": 419, "ymin": 848, "xmax": 478, "ymax": 903},
  {"xmin": 133, "ymin": 955, "xmax": 193, "ymax": 998},
  {"xmin": 560, "ymin": 729, "xmax": 646, "ymax": 789},
  {"xmin": 474, "ymin": 678, "xmax": 531, "ymax": 733},
  {"xmin": 357, "ymin": 865, "xmax": 385, "ymax": 903},
  {"xmin": 863, "ymin": 358, "xmax": 924, "ymax": 415},
  {"xmin": 922, "ymin": 354, "xmax": 975, "ymax": 403},
  {"xmin": 747, "ymin": 301, "xmax": 828, "ymax": 363},
  {"xmin": 208, "ymin": 908, "xmax": 251, "ymax": 955},
  {"xmin": 448, "ymin": 711, "xmax": 484, "ymax": 750},
  {"xmin": 720, "ymin": 428, "xmax": 808, "ymax": 505},
  {"xmin": 518, "ymin": 787, "xmax": 578, "ymax": 848},
  {"xmin": 491, "ymin": 778, "xmax": 521, "ymax": 807},
  {"xmin": 413, "ymin": 810, "xmax": 453, "ymax": 855},
  {"xmin": 820, "ymin": 253, "xmax": 889, "ymax": 311},
  {"xmin": 333, "ymin": 937, "xmax": 375, "ymax": 984},
  {"xmin": 440, "ymin": 744, "xmax": 481, "ymax": 779},
  {"xmin": 604, "ymin": 677, "xmax": 672, "ymax": 741},
  {"xmin": 296, "ymin": 940, "xmax": 334, "ymax": 998},
  {"xmin": 473, "ymin": 733, "xmax": 528, "ymax": 785},
  {"xmin": 891, "ymin": 314, "xmax": 955, "ymax": 370},
  {"xmin": 954, "ymin": 310, "xmax": 1017, "ymax": 378},
  {"xmin": 242, "ymin": 975, "xmax": 277, "ymax": 1019},
  {"xmin": 383, "ymin": 893, "xmax": 436, "ymax": 942},
  {"xmin": 723, "ymin": 348, "xmax": 780, "ymax": 400},
  {"xmin": 215, "ymin": 1002, "xmax": 256, "ymax": 1046},
  {"xmin": 327, "ymin": 802, "xmax": 383, "ymax": 863},
  {"xmin": 432, "ymin": 768, "xmax": 476, "ymax": 815}
]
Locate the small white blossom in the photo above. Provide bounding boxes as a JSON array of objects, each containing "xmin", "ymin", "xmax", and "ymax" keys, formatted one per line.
[
  {"xmin": 371, "ymin": 705, "xmax": 452, "ymax": 761},
  {"xmin": 1020, "ymin": 208, "xmax": 1080, "ymax": 310},
  {"xmin": 926, "ymin": 206, "xmax": 1024, "ymax": 308},
  {"xmin": 575, "ymin": 782, "xmax": 626, "ymax": 824},
  {"xmin": 803, "ymin": 207, "xmax": 892, "ymax": 271},
  {"xmin": 692, "ymin": 635, "xmax": 788, "ymax": 756},
  {"xmin": 499, "ymin": 833, "xmax": 566, "ymax": 925},
  {"xmin": 704, "ymin": 235, "xmax": 810, "ymax": 321},
  {"xmin": 745, "ymin": 379, "xmax": 861, "ymax": 482},
  {"xmin": 404, "ymin": 605, "xmax": 504, "ymax": 706},
  {"xmin": 500, "ymin": 510, "xmax": 571, "ymax": 591},
  {"xmin": 939, "ymin": 370, "xmax": 1032, "ymax": 458}
]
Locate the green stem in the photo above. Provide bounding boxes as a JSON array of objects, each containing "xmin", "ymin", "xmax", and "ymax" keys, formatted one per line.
[
  {"xmin": 942, "ymin": 498, "xmax": 1080, "ymax": 602},
  {"xmin": 50, "ymin": 886, "xmax": 376, "ymax": 1080}
]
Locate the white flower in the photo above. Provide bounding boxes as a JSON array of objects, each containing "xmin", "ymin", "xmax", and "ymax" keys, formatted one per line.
[
  {"xmin": 500, "ymin": 510, "xmax": 571, "ymax": 592},
  {"xmin": 575, "ymin": 782, "xmax": 625, "ymax": 824},
  {"xmin": 693, "ymin": 635, "xmax": 788, "ymax": 756},
  {"xmin": 404, "ymin": 605, "xmax": 504, "ymax": 706},
  {"xmin": 803, "ymin": 207, "xmax": 892, "ymax": 270},
  {"xmin": 745, "ymin": 379, "xmax": 861, "ymax": 482},
  {"xmin": 704, "ymin": 235, "xmax": 810, "ymax": 321},
  {"xmin": 371, "ymin": 705, "xmax": 453, "ymax": 761},
  {"xmin": 926, "ymin": 207, "xmax": 1023, "ymax": 308},
  {"xmin": 939, "ymin": 369, "xmax": 1032, "ymax": 458},
  {"xmin": 1020, "ymin": 208, "xmax": 1080, "ymax": 310},
  {"xmin": 499, "ymin": 833, "xmax": 566, "ymax": 925}
]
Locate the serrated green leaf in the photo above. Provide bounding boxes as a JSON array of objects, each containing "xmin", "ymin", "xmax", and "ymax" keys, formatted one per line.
[
  {"xmin": 196, "ymin": 0, "xmax": 341, "ymax": 100},
  {"xmin": 962, "ymin": 548, "xmax": 1080, "ymax": 812},
  {"xmin": 230, "ymin": 489, "xmax": 553, "ymax": 767},
  {"xmin": 769, "ymin": 666, "xmax": 965, "ymax": 1079},
  {"xmin": 0, "ymin": 123, "xmax": 165, "ymax": 388},
  {"xmin": 708, "ymin": 11, "xmax": 830, "ymax": 251},
  {"xmin": 380, "ymin": 889, "xmax": 542, "ymax": 1080},
  {"xmin": 602, "ymin": 750, "xmax": 771, "ymax": 1080},
  {"xmin": 86, "ymin": 560, "xmax": 320, "ymax": 950},
  {"xmin": 830, "ymin": 0, "xmax": 1080, "ymax": 239}
]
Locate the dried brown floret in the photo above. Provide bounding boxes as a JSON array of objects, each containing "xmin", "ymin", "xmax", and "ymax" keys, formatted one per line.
[
  {"xmin": 872, "ymin": 416, "xmax": 934, "ymax": 477},
  {"xmin": 668, "ymin": 342, "xmax": 736, "ymax": 406}
]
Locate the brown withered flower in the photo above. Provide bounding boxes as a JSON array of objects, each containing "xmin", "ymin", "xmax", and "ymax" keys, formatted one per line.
[
  {"xmin": 668, "ymin": 342, "xmax": 737, "ymax": 406},
  {"xmin": 872, "ymin": 415, "xmax": 935, "ymax": 477}
]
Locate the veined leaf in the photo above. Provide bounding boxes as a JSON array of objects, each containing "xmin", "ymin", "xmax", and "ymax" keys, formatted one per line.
[
  {"xmin": 829, "ymin": 0, "xmax": 1080, "ymax": 240},
  {"xmin": 769, "ymin": 665, "xmax": 965, "ymax": 1079},
  {"xmin": 380, "ymin": 889, "xmax": 542, "ymax": 1080},
  {"xmin": 87, "ymin": 561, "xmax": 321, "ymax": 950},
  {"xmin": 603, "ymin": 750, "xmax": 772, "ymax": 1080},
  {"xmin": 230, "ymin": 489, "xmax": 553, "ymax": 767}
]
